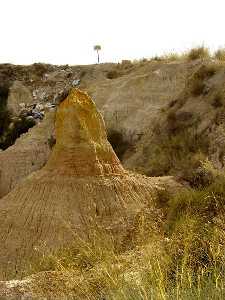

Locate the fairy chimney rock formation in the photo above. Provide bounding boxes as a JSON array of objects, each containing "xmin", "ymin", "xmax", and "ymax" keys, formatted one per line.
[
  {"xmin": 0, "ymin": 88, "xmax": 170, "ymax": 280},
  {"xmin": 45, "ymin": 88, "xmax": 124, "ymax": 175}
]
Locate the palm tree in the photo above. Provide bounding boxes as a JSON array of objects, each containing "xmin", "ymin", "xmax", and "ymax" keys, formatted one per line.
[{"xmin": 94, "ymin": 45, "xmax": 101, "ymax": 64}]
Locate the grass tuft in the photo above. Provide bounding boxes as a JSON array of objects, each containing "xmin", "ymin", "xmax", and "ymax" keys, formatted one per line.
[
  {"xmin": 215, "ymin": 48, "xmax": 225, "ymax": 61},
  {"xmin": 187, "ymin": 46, "xmax": 210, "ymax": 61}
]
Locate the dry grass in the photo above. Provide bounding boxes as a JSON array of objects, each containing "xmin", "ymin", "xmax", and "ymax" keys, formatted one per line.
[
  {"xmin": 130, "ymin": 47, "xmax": 225, "ymax": 65},
  {"xmin": 187, "ymin": 46, "xmax": 210, "ymax": 61},
  {"xmin": 215, "ymin": 49, "xmax": 225, "ymax": 61},
  {"xmin": 188, "ymin": 64, "xmax": 219, "ymax": 96},
  {"xmin": 161, "ymin": 52, "xmax": 187, "ymax": 62},
  {"xmin": 31, "ymin": 223, "xmax": 225, "ymax": 299},
  {"xmin": 29, "ymin": 170, "xmax": 225, "ymax": 299},
  {"xmin": 150, "ymin": 52, "xmax": 186, "ymax": 62},
  {"xmin": 144, "ymin": 124, "xmax": 210, "ymax": 186}
]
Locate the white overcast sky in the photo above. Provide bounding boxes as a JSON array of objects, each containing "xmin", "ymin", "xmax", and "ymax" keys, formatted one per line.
[{"xmin": 1, "ymin": 0, "xmax": 225, "ymax": 65}]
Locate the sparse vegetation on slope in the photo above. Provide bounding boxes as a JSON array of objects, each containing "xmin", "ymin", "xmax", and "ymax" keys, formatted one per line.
[
  {"xmin": 187, "ymin": 46, "xmax": 210, "ymax": 61},
  {"xmin": 126, "ymin": 62, "xmax": 225, "ymax": 188},
  {"xmin": 188, "ymin": 64, "xmax": 218, "ymax": 96},
  {"xmin": 26, "ymin": 167, "xmax": 225, "ymax": 300},
  {"xmin": 215, "ymin": 48, "xmax": 225, "ymax": 61},
  {"xmin": 1, "ymin": 54, "xmax": 225, "ymax": 298}
]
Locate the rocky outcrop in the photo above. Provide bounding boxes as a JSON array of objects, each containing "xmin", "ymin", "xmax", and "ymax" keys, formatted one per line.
[{"xmin": 0, "ymin": 89, "xmax": 178, "ymax": 280}]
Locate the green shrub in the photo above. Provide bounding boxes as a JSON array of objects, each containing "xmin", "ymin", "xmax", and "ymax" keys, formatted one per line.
[{"xmin": 187, "ymin": 46, "xmax": 210, "ymax": 60}]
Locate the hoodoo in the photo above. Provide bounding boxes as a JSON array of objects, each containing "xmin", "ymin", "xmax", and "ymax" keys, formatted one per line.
[{"xmin": 0, "ymin": 89, "xmax": 170, "ymax": 280}]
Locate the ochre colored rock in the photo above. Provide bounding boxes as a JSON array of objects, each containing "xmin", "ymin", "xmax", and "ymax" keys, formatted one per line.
[
  {"xmin": 0, "ymin": 89, "xmax": 174, "ymax": 280},
  {"xmin": 45, "ymin": 88, "xmax": 124, "ymax": 176}
]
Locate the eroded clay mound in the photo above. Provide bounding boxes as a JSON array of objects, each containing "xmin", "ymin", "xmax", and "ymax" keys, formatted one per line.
[{"xmin": 0, "ymin": 89, "xmax": 175, "ymax": 280}]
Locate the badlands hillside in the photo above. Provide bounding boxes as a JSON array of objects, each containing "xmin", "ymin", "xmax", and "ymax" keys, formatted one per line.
[
  {"xmin": 1, "ymin": 50, "xmax": 225, "ymax": 299},
  {"xmin": 0, "ymin": 58, "xmax": 197, "ymax": 197}
]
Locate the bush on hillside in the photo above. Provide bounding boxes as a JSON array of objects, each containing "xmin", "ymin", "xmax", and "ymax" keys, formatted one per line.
[
  {"xmin": 187, "ymin": 46, "xmax": 210, "ymax": 61},
  {"xmin": 144, "ymin": 124, "xmax": 210, "ymax": 187},
  {"xmin": 106, "ymin": 70, "xmax": 121, "ymax": 79},
  {"xmin": 189, "ymin": 64, "xmax": 218, "ymax": 96},
  {"xmin": 31, "ymin": 63, "xmax": 51, "ymax": 77},
  {"xmin": 214, "ymin": 48, "xmax": 225, "ymax": 61}
]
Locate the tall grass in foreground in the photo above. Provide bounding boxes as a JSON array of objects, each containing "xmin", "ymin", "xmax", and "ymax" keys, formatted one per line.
[
  {"xmin": 32, "ymin": 170, "xmax": 225, "ymax": 299},
  {"xmin": 32, "ymin": 230, "xmax": 225, "ymax": 299}
]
